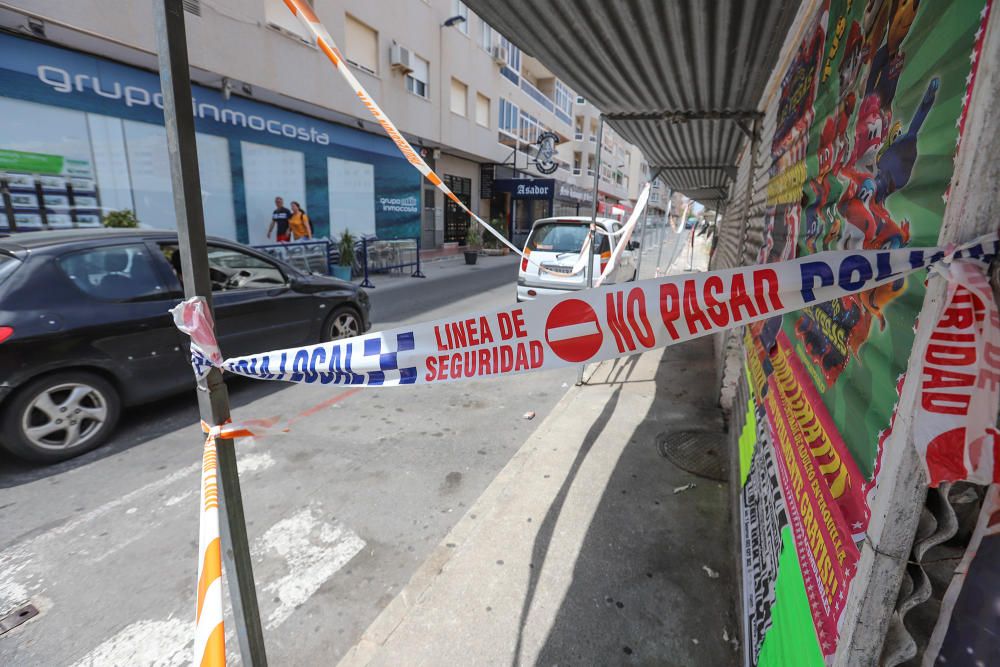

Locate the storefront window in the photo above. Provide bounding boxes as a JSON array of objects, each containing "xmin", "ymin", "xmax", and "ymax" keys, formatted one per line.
[
  {"xmin": 123, "ymin": 120, "xmax": 236, "ymax": 239},
  {"xmin": 328, "ymin": 157, "xmax": 375, "ymax": 239},
  {"xmin": 241, "ymin": 141, "xmax": 305, "ymax": 244}
]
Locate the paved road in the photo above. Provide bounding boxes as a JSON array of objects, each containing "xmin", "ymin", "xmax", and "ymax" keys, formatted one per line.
[{"xmin": 0, "ymin": 255, "xmax": 577, "ymax": 665}]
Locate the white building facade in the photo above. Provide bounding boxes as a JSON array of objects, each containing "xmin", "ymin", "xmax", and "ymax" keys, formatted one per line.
[{"xmin": 0, "ymin": 0, "xmax": 651, "ymax": 248}]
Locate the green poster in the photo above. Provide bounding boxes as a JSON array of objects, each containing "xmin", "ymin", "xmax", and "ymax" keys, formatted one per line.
[
  {"xmin": 0, "ymin": 148, "xmax": 65, "ymax": 175},
  {"xmin": 782, "ymin": 0, "xmax": 986, "ymax": 475},
  {"xmin": 757, "ymin": 527, "xmax": 825, "ymax": 667}
]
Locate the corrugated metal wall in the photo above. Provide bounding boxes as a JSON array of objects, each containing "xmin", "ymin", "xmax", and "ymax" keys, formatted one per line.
[{"xmin": 712, "ymin": 94, "xmax": 777, "ymax": 415}]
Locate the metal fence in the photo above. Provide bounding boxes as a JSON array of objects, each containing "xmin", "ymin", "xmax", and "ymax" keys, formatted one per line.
[
  {"xmin": 254, "ymin": 239, "xmax": 332, "ymax": 275},
  {"xmin": 358, "ymin": 237, "xmax": 425, "ymax": 287}
]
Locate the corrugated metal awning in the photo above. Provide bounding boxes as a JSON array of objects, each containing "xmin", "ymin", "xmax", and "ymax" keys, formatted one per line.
[{"xmin": 464, "ymin": 0, "xmax": 802, "ymax": 202}]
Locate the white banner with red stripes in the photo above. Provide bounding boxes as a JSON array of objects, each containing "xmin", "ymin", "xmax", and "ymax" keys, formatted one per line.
[
  {"xmin": 914, "ymin": 258, "xmax": 1000, "ymax": 485},
  {"xmin": 174, "ymin": 234, "xmax": 999, "ymax": 391}
]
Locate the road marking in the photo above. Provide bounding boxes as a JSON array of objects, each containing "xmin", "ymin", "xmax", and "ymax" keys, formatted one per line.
[
  {"xmin": 0, "ymin": 439, "xmax": 272, "ymax": 611},
  {"xmin": 69, "ymin": 617, "xmax": 191, "ymax": 667},
  {"xmin": 257, "ymin": 505, "xmax": 366, "ymax": 629},
  {"xmin": 68, "ymin": 503, "xmax": 364, "ymax": 664}
]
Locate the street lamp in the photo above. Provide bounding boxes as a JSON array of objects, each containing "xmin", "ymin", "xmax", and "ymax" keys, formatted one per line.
[{"xmin": 442, "ymin": 15, "xmax": 466, "ymax": 28}]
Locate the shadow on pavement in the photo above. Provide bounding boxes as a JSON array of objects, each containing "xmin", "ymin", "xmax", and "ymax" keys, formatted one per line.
[
  {"xmin": 533, "ymin": 337, "xmax": 738, "ymax": 665},
  {"xmin": 0, "ymin": 376, "xmax": 288, "ymax": 488},
  {"xmin": 512, "ymin": 382, "xmax": 624, "ymax": 667}
]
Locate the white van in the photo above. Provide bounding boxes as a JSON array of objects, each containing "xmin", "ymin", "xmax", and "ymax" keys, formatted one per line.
[{"xmin": 516, "ymin": 216, "xmax": 638, "ymax": 302}]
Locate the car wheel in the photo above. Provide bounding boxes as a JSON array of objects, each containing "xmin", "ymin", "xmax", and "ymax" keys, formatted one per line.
[
  {"xmin": 321, "ymin": 306, "xmax": 362, "ymax": 342},
  {"xmin": 1, "ymin": 371, "xmax": 121, "ymax": 463}
]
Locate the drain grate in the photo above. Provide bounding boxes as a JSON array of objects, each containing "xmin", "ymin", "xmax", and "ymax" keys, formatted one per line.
[
  {"xmin": 656, "ymin": 431, "xmax": 728, "ymax": 481},
  {"xmin": 0, "ymin": 603, "xmax": 39, "ymax": 635}
]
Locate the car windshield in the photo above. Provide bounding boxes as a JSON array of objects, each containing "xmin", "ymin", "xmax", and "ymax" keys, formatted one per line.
[
  {"xmin": 526, "ymin": 223, "xmax": 610, "ymax": 254},
  {"xmin": 0, "ymin": 252, "xmax": 20, "ymax": 288}
]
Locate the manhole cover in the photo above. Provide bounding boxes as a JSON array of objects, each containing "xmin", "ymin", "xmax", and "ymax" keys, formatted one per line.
[{"xmin": 656, "ymin": 431, "xmax": 728, "ymax": 481}]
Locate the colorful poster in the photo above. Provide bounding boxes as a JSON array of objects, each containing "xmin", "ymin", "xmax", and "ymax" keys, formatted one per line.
[
  {"xmin": 786, "ymin": 0, "xmax": 989, "ymax": 473},
  {"xmin": 740, "ymin": 0, "xmax": 990, "ymax": 663},
  {"xmin": 740, "ymin": 400, "xmax": 790, "ymax": 666}
]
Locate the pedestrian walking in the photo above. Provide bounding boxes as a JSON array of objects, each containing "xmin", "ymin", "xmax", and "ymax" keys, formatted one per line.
[
  {"xmin": 288, "ymin": 201, "xmax": 312, "ymax": 240},
  {"xmin": 267, "ymin": 196, "xmax": 292, "ymax": 242}
]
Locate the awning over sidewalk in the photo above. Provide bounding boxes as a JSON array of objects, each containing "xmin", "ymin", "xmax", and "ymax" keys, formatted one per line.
[{"xmin": 465, "ymin": 0, "xmax": 803, "ymax": 202}]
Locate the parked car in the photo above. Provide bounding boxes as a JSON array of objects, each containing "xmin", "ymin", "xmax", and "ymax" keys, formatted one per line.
[
  {"xmin": 0, "ymin": 229, "xmax": 370, "ymax": 463},
  {"xmin": 516, "ymin": 216, "xmax": 638, "ymax": 302}
]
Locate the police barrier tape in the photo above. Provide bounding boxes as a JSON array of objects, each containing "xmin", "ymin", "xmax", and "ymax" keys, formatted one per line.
[
  {"xmin": 913, "ymin": 259, "xmax": 1000, "ymax": 485},
  {"xmin": 173, "ymin": 234, "xmax": 999, "ymax": 391},
  {"xmin": 278, "ymin": 0, "xmax": 647, "ymax": 280},
  {"xmin": 174, "ymin": 234, "xmax": 1000, "ymax": 664}
]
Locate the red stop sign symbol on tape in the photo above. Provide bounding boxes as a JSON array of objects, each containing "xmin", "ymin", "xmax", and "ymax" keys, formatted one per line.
[{"xmin": 545, "ymin": 299, "xmax": 604, "ymax": 363}]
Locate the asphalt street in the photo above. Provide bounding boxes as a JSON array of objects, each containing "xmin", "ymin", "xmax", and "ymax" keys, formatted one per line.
[{"xmin": 0, "ymin": 254, "xmax": 578, "ymax": 665}]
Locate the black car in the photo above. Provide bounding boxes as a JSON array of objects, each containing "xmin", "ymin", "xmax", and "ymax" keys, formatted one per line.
[{"xmin": 0, "ymin": 229, "xmax": 370, "ymax": 463}]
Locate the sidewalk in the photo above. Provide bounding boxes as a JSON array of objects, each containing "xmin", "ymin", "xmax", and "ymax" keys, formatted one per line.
[
  {"xmin": 338, "ymin": 233, "xmax": 734, "ymax": 665},
  {"xmin": 354, "ymin": 253, "xmax": 518, "ymax": 293}
]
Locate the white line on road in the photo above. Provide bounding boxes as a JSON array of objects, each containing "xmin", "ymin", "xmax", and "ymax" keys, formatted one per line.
[
  {"xmin": 69, "ymin": 503, "xmax": 365, "ymax": 666},
  {"xmin": 257, "ymin": 505, "xmax": 367, "ymax": 630},
  {"xmin": 69, "ymin": 617, "xmax": 191, "ymax": 667}
]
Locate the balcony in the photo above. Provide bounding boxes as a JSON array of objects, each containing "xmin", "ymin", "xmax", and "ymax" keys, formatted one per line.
[{"xmin": 520, "ymin": 77, "xmax": 554, "ymax": 113}]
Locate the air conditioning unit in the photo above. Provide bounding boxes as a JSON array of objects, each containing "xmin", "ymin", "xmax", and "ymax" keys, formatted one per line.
[
  {"xmin": 390, "ymin": 43, "xmax": 413, "ymax": 74},
  {"xmin": 491, "ymin": 44, "xmax": 509, "ymax": 66}
]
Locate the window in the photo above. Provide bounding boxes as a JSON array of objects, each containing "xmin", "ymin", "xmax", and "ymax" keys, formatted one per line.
[
  {"xmin": 500, "ymin": 37, "xmax": 521, "ymax": 72},
  {"xmin": 166, "ymin": 244, "xmax": 286, "ymax": 291},
  {"xmin": 264, "ymin": 0, "xmax": 311, "ymax": 41},
  {"xmin": 576, "ymin": 96, "xmax": 586, "ymax": 104},
  {"xmin": 406, "ymin": 54, "xmax": 429, "ymax": 98},
  {"xmin": 450, "ymin": 78, "xmax": 468, "ymax": 116},
  {"xmin": 519, "ymin": 111, "xmax": 540, "ymax": 144},
  {"xmin": 499, "ymin": 98, "xmax": 519, "ymax": 136},
  {"xmin": 555, "ymin": 81, "xmax": 572, "ymax": 117},
  {"xmin": 476, "ymin": 93, "xmax": 490, "ymax": 127},
  {"xmin": 58, "ymin": 244, "xmax": 167, "ymax": 302},
  {"xmin": 450, "ymin": 1, "xmax": 469, "ymax": 34},
  {"xmin": 480, "ymin": 20, "xmax": 495, "ymax": 51},
  {"xmin": 240, "ymin": 141, "xmax": 305, "ymax": 244},
  {"xmin": 345, "ymin": 15, "xmax": 378, "ymax": 75}
]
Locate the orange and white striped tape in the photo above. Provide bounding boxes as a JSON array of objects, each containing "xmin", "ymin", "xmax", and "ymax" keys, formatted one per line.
[
  {"xmin": 280, "ymin": 0, "xmax": 647, "ymax": 279},
  {"xmin": 194, "ymin": 422, "xmax": 226, "ymax": 667}
]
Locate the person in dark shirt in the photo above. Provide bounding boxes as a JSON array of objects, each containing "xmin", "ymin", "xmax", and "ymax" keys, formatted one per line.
[{"xmin": 267, "ymin": 196, "xmax": 292, "ymax": 242}]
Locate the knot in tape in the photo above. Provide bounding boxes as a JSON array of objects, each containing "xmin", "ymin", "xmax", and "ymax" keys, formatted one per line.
[
  {"xmin": 201, "ymin": 419, "xmax": 255, "ymax": 443},
  {"xmin": 928, "ymin": 242, "xmax": 960, "ymax": 281}
]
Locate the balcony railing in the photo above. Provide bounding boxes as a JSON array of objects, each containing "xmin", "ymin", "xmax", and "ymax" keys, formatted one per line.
[{"xmin": 520, "ymin": 78, "xmax": 554, "ymax": 112}]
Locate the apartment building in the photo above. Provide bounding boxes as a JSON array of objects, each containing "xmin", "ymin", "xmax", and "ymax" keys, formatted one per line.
[{"xmin": 0, "ymin": 0, "xmax": 651, "ymax": 249}]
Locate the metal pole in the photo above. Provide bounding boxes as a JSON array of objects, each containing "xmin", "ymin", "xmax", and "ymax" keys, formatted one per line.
[
  {"xmin": 361, "ymin": 237, "xmax": 375, "ymax": 288},
  {"xmin": 576, "ymin": 115, "xmax": 604, "ymax": 386},
  {"xmin": 653, "ymin": 188, "xmax": 674, "ymax": 276},
  {"xmin": 152, "ymin": 2, "xmax": 268, "ymax": 665},
  {"xmin": 413, "ymin": 235, "xmax": 426, "ymax": 277},
  {"xmin": 633, "ymin": 167, "xmax": 662, "ymax": 280}
]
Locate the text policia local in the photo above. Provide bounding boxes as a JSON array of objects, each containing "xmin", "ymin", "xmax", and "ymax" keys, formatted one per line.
[{"xmin": 220, "ymin": 248, "xmax": 966, "ymax": 387}]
